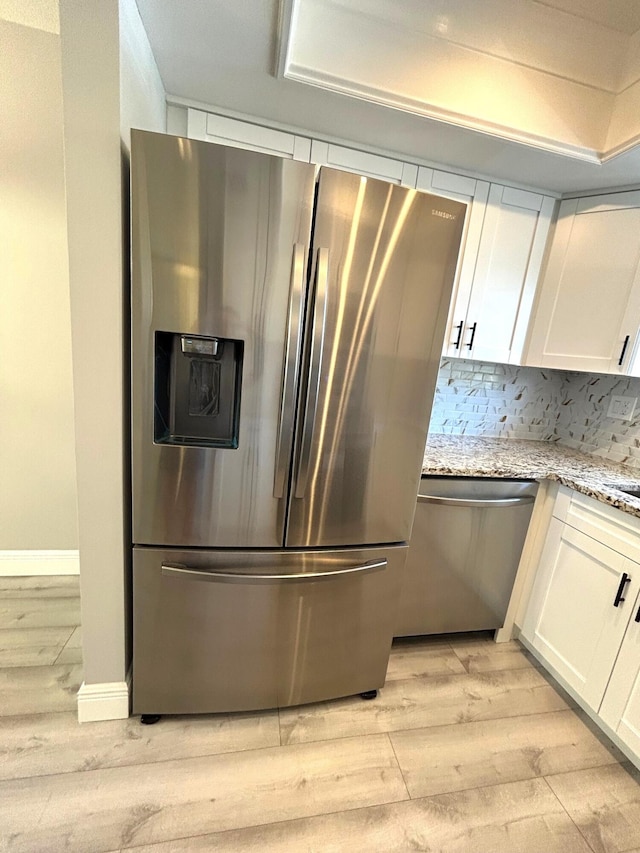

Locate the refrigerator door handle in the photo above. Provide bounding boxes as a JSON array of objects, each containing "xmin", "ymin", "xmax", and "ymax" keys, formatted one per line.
[
  {"xmin": 161, "ymin": 558, "xmax": 386, "ymax": 583},
  {"xmin": 273, "ymin": 243, "xmax": 307, "ymax": 498},
  {"xmin": 294, "ymin": 247, "xmax": 329, "ymax": 499}
]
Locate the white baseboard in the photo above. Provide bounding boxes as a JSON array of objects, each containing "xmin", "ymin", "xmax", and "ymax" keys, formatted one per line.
[
  {"xmin": 0, "ymin": 550, "xmax": 80, "ymax": 576},
  {"xmin": 77, "ymin": 676, "xmax": 131, "ymax": 723}
]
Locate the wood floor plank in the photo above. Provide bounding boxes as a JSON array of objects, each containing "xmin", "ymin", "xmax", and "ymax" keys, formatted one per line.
[
  {"xmin": 0, "ymin": 645, "xmax": 61, "ymax": 668},
  {"xmin": 124, "ymin": 777, "xmax": 592, "ymax": 853},
  {"xmin": 449, "ymin": 638, "xmax": 535, "ymax": 673},
  {"xmin": 390, "ymin": 709, "xmax": 618, "ymax": 798},
  {"xmin": 54, "ymin": 646, "xmax": 83, "ymax": 665},
  {"xmin": 0, "ymin": 709, "xmax": 280, "ymax": 781},
  {"xmin": 0, "ymin": 625, "xmax": 73, "ymax": 650},
  {"xmin": 279, "ymin": 667, "xmax": 568, "ymax": 745},
  {"xmin": 0, "ymin": 734, "xmax": 408, "ymax": 853},
  {"xmin": 0, "ymin": 597, "xmax": 81, "ymax": 629},
  {"xmin": 0, "ymin": 576, "xmax": 80, "ymax": 597},
  {"xmin": 64, "ymin": 626, "xmax": 82, "ymax": 648},
  {"xmin": 0, "ymin": 664, "xmax": 82, "ymax": 716},
  {"xmin": 546, "ymin": 763, "xmax": 640, "ymax": 853},
  {"xmin": 386, "ymin": 637, "xmax": 466, "ymax": 681}
]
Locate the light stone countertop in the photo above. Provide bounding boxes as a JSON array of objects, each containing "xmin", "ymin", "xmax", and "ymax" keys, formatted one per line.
[{"xmin": 423, "ymin": 434, "xmax": 640, "ymax": 520}]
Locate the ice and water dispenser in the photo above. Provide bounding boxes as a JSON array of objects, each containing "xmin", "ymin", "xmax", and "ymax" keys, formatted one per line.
[{"xmin": 154, "ymin": 332, "xmax": 243, "ymax": 448}]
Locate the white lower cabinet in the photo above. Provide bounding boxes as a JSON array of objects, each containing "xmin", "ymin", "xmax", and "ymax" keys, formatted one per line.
[
  {"xmin": 521, "ymin": 488, "xmax": 640, "ymax": 766},
  {"xmin": 600, "ymin": 598, "xmax": 640, "ymax": 756},
  {"xmin": 522, "ymin": 517, "xmax": 638, "ymax": 710}
]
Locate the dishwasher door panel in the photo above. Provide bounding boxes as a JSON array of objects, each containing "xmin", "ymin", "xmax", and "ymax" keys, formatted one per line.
[
  {"xmin": 133, "ymin": 544, "xmax": 405, "ymax": 715},
  {"xmin": 395, "ymin": 478, "xmax": 537, "ymax": 636}
]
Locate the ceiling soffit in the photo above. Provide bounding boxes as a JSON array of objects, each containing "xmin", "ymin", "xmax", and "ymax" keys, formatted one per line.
[
  {"xmin": 536, "ymin": 0, "xmax": 640, "ymax": 34},
  {"xmin": 280, "ymin": 0, "xmax": 640, "ymax": 163}
]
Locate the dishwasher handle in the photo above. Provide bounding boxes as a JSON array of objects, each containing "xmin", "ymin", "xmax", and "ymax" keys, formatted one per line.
[{"xmin": 417, "ymin": 494, "xmax": 535, "ymax": 508}]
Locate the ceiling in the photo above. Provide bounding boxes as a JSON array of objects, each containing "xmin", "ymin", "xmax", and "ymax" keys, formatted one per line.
[
  {"xmin": 135, "ymin": 0, "xmax": 640, "ymax": 194},
  {"xmin": 539, "ymin": 0, "xmax": 640, "ymax": 33}
]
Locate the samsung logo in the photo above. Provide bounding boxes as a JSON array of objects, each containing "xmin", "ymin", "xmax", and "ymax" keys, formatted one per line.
[{"xmin": 432, "ymin": 210, "xmax": 457, "ymax": 220}]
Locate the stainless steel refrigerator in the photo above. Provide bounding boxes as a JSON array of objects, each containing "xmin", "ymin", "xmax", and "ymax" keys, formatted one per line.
[{"xmin": 130, "ymin": 130, "xmax": 465, "ymax": 715}]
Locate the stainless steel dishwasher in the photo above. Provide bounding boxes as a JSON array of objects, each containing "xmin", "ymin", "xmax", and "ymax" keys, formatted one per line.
[{"xmin": 395, "ymin": 477, "xmax": 538, "ymax": 636}]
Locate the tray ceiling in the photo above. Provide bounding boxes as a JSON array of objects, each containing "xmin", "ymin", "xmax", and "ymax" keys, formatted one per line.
[
  {"xmin": 281, "ymin": 0, "xmax": 640, "ymax": 162},
  {"xmin": 135, "ymin": 0, "xmax": 640, "ymax": 192},
  {"xmin": 539, "ymin": 0, "xmax": 640, "ymax": 33}
]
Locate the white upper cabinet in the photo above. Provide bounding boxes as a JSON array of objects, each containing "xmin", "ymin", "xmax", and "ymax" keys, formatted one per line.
[
  {"xmin": 417, "ymin": 168, "xmax": 487, "ymax": 358},
  {"xmin": 466, "ymin": 186, "xmax": 555, "ymax": 364},
  {"xmin": 526, "ymin": 191, "xmax": 640, "ymax": 374},
  {"xmin": 432, "ymin": 178, "xmax": 555, "ymax": 365},
  {"xmin": 309, "ymin": 140, "xmax": 418, "ymax": 186},
  {"xmin": 186, "ymin": 109, "xmax": 312, "ymax": 161}
]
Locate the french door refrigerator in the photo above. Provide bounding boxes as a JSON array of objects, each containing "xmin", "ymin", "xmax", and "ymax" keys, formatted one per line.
[{"xmin": 130, "ymin": 130, "xmax": 465, "ymax": 715}]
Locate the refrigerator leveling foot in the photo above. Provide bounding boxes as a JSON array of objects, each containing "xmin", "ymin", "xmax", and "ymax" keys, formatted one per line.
[
  {"xmin": 140, "ymin": 714, "xmax": 161, "ymax": 725},
  {"xmin": 360, "ymin": 690, "xmax": 378, "ymax": 700}
]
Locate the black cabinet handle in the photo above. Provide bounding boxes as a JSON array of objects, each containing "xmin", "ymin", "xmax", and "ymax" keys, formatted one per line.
[
  {"xmin": 453, "ymin": 321, "xmax": 464, "ymax": 350},
  {"xmin": 619, "ymin": 335, "xmax": 630, "ymax": 366},
  {"xmin": 635, "ymin": 604, "xmax": 640, "ymax": 623},
  {"xmin": 614, "ymin": 572, "xmax": 631, "ymax": 607},
  {"xmin": 466, "ymin": 322, "xmax": 477, "ymax": 350}
]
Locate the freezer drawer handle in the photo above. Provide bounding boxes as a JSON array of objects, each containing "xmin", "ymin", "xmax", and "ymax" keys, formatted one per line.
[
  {"xmin": 417, "ymin": 494, "xmax": 535, "ymax": 508},
  {"xmin": 294, "ymin": 247, "xmax": 329, "ymax": 499},
  {"xmin": 273, "ymin": 243, "xmax": 306, "ymax": 499},
  {"xmin": 160, "ymin": 558, "xmax": 387, "ymax": 584}
]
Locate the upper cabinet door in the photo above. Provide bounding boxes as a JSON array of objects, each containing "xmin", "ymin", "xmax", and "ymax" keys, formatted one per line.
[
  {"xmin": 417, "ymin": 168, "xmax": 489, "ymax": 359},
  {"xmin": 310, "ymin": 140, "xmax": 418, "ymax": 186},
  {"xmin": 526, "ymin": 192, "xmax": 640, "ymax": 373},
  {"xmin": 443, "ymin": 179, "xmax": 555, "ymax": 364},
  {"xmin": 464, "ymin": 186, "xmax": 555, "ymax": 364},
  {"xmin": 427, "ymin": 176, "xmax": 555, "ymax": 365},
  {"xmin": 187, "ymin": 108, "xmax": 312, "ymax": 161}
]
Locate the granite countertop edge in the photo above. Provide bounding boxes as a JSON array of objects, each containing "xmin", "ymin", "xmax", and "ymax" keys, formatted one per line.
[{"xmin": 422, "ymin": 435, "xmax": 640, "ymax": 521}]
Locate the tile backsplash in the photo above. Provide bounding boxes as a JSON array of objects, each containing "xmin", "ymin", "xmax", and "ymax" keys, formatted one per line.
[
  {"xmin": 555, "ymin": 372, "xmax": 640, "ymax": 468},
  {"xmin": 431, "ymin": 359, "xmax": 563, "ymax": 440},
  {"xmin": 430, "ymin": 357, "xmax": 640, "ymax": 470}
]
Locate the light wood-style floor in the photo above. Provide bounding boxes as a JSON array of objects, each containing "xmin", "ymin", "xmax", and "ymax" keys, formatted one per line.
[{"xmin": 2, "ymin": 577, "xmax": 640, "ymax": 852}]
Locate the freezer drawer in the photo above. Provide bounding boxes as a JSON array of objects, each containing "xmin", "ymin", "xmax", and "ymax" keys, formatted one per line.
[
  {"xmin": 395, "ymin": 478, "xmax": 537, "ymax": 636},
  {"xmin": 133, "ymin": 544, "xmax": 405, "ymax": 715}
]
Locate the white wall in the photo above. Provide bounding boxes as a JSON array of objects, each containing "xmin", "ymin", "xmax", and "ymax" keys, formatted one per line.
[
  {"xmin": 0, "ymin": 0, "xmax": 59, "ymax": 33},
  {"xmin": 59, "ymin": 0, "xmax": 165, "ymax": 709},
  {"xmin": 0, "ymin": 15, "xmax": 78, "ymax": 552},
  {"xmin": 119, "ymin": 0, "xmax": 165, "ymax": 151}
]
